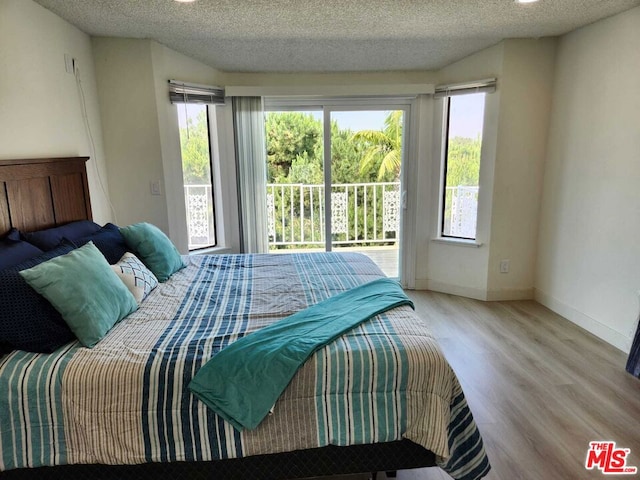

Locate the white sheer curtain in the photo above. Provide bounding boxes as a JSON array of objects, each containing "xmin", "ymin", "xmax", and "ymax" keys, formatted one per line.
[{"xmin": 232, "ymin": 96, "xmax": 269, "ymax": 253}]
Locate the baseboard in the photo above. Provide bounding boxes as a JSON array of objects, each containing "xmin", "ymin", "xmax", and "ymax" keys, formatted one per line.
[
  {"xmin": 534, "ymin": 288, "xmax": 631, "ymax": 354},
  {"xmin": 414, "ymin": 279, "xmax": 488, "ymax": 301},
  {"xmin": 413, "ymin": 279, "xmax": 534, "ymax": 302},
  {"xmin": 486, "ymin": 288, "xmax": 534, "ymax": 301}
]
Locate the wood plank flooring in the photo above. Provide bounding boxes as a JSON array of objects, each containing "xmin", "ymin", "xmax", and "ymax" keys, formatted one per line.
[{"xmin": 383, "ymin": 291, "xmax": 640, "ymax": 480}]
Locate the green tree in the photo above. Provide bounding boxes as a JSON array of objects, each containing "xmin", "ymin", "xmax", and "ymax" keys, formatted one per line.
[
  {"xmin": 264, "ymin": 111, "xmax": 403, "ymax": 249},
  {"xmin": 446, "ymin": 136, "xmax": 481, "ymax": 187},
  {"xmin": 179, "ymin": 108, "xmax": 211, "ymax": 185},
  {"xmin": 265, "ymin": 112, "xmax": 322, "ymax": 182},
  {"xmin": 264, "ymin": 111, "xmax": 386, "ymax": 185},
  {"xmin": 351, "ymin": 110, "xmax": 403, "ymax": 181}
]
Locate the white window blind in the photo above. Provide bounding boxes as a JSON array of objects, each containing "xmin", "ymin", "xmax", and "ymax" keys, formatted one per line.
[
  {"xmin": 168, "ymin": 80, "xmax": 225, "ymax": 104},
  {"xmin": 434, "ymin": 78, "xmax": 497, "ymax": 99}
]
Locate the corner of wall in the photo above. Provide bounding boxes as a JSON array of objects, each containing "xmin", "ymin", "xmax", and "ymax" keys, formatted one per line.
[
  {"xmin": 92, "ymin": 38, "xmax": 169, "ymax": 232},
  {"xmin": 485, "ymin": 37, "xmax": 557, "ymax": 299}
]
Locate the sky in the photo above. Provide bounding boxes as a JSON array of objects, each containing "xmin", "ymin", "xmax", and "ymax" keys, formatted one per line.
[
  {"xmin": 449, "ymin": 93, "xmax": 485, "ymax": 139},
  {"xmin": 330, "ymin": 110, "xmax": 389, "ymax": 132}
]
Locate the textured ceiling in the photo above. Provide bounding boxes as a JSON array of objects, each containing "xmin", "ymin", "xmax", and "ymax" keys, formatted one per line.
[{"xmin": 34, "ymin": 0, "xmax": 640, "ymax": 73}]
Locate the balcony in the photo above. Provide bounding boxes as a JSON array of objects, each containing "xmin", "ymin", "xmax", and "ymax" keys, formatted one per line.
[
  {"xmin": 267, "ymin": 182, "xmax": 401, "ymax": 248},
  {"xmin": 184, "ymin": 182, "xmax": 478, "ymax": 277},
  {"xmin": 184, "ymin": 184, "xmax": 216, "ymax": 250}
]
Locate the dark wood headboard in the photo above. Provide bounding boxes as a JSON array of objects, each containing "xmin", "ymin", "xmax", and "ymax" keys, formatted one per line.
[{"xmin": 0, "ymin": 157, "xmax": 92, "ymax": 236}]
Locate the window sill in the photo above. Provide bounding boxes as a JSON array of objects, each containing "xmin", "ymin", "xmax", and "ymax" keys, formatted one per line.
[{"xmin": 431, "ymin": 237, "xmax": 483, "ymax": 248}]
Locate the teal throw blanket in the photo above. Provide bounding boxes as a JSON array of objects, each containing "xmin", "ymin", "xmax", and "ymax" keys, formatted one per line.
[{"xmin": 188, "ymin": 278, "xmax": 413, "ymax": 431}]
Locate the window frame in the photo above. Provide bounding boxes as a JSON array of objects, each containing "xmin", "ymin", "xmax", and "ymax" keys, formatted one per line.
[
  {"xmin": 438, "ymin": 94, "xmax": 484, "ymax": 242},
  {"xmin": 179, "ymin": 103, "xmax": 218, "ymax": 251}
]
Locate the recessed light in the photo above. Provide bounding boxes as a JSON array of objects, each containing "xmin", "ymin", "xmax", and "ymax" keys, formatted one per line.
[
  {"xmin": 174, "ymin": 0, "xmax": 197, "ymax": 3},
  {"xmin": 516, "ymin": 0, "xmax": 540, "ymax": 3}
]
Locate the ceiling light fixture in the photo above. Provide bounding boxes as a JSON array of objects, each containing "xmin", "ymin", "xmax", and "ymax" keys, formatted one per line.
[
  {"xmin": 174, "ymin": 0, "xmax": 197, "ymax": 3},
  {"xmin": 516, "ymin": 0, "xmax": 540, "ymax": 3}
]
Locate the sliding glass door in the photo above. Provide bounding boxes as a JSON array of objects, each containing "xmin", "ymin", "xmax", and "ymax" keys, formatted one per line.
[
  {"xmin": 264, "ymin": 101, "xmax": 408, "ymax": 279},
  {"xmin": 265, "ymin": 109, "xmax": 326, "ymax": 251},
  {"xmin": 329, "ymin": 110, "xmax": 404, "ymax": 277}
]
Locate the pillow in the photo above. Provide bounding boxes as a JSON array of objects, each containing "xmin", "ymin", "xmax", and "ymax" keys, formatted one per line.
[
  {"xmin": 19, "ymin": 242, "xmax": 138, "ymax": 348},
  {"xmin": 73, "ymin": 223, "xmax": 129, "ymax": 264},
  {"xmin": 0, "ymin": 244, "xmax": 76, "ymax": 353},
  {"xmin": 23, "ymin": 220, "xmax": 101, "ymax": 251},
  {"xmin": 111, "ymin": 252, "xmax": 158, "ymax": 304},
  {"xmin": 119, "ymin": 223, "xmax": 185, "ymax": 282},
  {"xmin": 0, "ymin": 342, "xmax": 12, "ymax": 357},
  {"xmin": 0, "ymin": 228, "xmax": 44, "ymax": 270}
]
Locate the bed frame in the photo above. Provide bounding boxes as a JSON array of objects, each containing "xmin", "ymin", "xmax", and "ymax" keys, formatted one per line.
[{"xmin": 0, "ymin": 157, "xmax": 437, "ymax": 479}]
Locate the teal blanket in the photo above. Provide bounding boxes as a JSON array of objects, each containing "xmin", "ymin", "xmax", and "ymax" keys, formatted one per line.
[{"xmin": 188, "ymin": 278, "xmax": 413, "ymax": 431}]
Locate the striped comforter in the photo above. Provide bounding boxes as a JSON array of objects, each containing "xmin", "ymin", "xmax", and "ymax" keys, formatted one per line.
[{"xmin": 0, "ymin": 253, "xmax": 489, "ymax": 479}]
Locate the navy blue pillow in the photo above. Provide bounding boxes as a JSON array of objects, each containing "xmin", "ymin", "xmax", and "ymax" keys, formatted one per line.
[
  {"xmin": 72, "ymin": 223, "xmax": 129, "ymax": 264},
  {"xmin": 23, "ymin": 220, "xmax": 101, "ymax": 251},
  {"xmin": 0, "ymin": 245, "xmax": 76, "ymax": 353},
  {"xmin": 0, "ymin": 228, "xmax": 44, "ymax": 270},
  {"xmin": 0, "ymin": 342, "xmax": 12, "ymax": 356}
]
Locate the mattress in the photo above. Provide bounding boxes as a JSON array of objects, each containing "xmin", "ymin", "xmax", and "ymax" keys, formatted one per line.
[{"xmin": 0, "ymin": 252, "xmax": 489, "ymax": 479}]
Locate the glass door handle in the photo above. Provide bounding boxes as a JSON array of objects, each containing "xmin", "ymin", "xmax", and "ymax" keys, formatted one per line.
[{"xmin": 402, "ymin": 190, "xmax": 407, "ymax": 209}]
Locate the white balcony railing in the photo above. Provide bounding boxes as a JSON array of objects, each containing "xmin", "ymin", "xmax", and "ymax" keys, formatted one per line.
[
  {"xmin": 184, "ymin": 184, "xmax": 216, "ymax": 250},
  {"xmin": 267, "ymin": 182, "xmax": 401, "ymax": 247},
  {"xmin": 443, "ymin": 185, "xmax": 479, "ymax": 238},
  {"xmin": 184, "ymin": 182, "xmax": 479, "ymax": 250}
]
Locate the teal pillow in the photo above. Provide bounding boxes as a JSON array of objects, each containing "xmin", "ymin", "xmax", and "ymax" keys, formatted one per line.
[
  {"xmin": 119, "ymin": 223, "xmax": 185, "ymax": 282},
  {"xmin": 19, "ymin": 242, "xmax": 138, "ymax": 348}
]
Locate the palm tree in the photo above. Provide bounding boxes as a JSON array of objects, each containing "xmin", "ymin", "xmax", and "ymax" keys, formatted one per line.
[{"xmin": 351, "ymin": 111, "xmax": 403, "ymax": 181}]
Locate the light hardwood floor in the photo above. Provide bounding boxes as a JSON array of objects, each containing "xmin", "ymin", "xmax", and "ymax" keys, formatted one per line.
[{"xmin": 381, "ymin": 291, "xmax": 640, "ymax": 480}]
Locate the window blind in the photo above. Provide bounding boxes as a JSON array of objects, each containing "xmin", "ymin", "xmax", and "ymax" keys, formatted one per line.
[
  {"xmin": 434, "ymin": 78, "xmax": 496, "ymax": 98},
  {"xmin": 168, "ymin": 80, "xmax": 225, "ymax": 104}
]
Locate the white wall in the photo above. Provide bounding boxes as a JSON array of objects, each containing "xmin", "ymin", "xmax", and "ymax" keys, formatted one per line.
[
  {"xmin": 415, "ymin": 40, "xmax": 556, "ymax": 302},
  {"xmin": 148, "ymin": 42, "xmax": 229, "ymax": 252},
  {"xmin": 536, "ymin": 7, "xmax": 640, "ymax": 353},
  {"xmin": 92, "ymin": 38, "xmax": 237, "ymax": 253},
  {"xmin": 486, "ymin": 38, "xmax": 557, "ymax": 300},
  {"xmin": 92, "ymin": 39, "xmax": 167, "ymax": 231},
  {"xmin": 415, "ymin": 43, "xmax": 505, "ymax": 298},
  {"xmin": 0, "ymin": 0, "xmax": 112, "ymax": 224}
]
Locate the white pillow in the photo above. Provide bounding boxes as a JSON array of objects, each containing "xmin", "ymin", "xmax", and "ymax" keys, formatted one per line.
[{"xmin": 111, "ymin": 252, "xmax": 158, "ymax": 304}]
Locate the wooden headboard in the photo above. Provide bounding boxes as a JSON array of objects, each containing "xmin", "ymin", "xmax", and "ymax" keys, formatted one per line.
[{"xmin": 0, "ymin": 157, "xmax": 92, "ymax": 236}]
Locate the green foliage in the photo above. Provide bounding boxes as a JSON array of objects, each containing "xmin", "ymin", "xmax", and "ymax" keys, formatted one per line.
[
  {"xmin": 180, "ymin": 108, "xmax": 211, "ymax": 185},
  {"xmin": 446, "ymin": 136, "xmax": 481, "ymax": 187},
  {"xmin": 178, "ymin": 109, "xmax": 481, "ymax": 248},
  {"xmin": 264, "ymin": 111, "xmax": 404, "ymax": 249},
  {"xmin": 265, "ymin": 112, "xmax": 322, "ymax": 182},
  {"xmin": 264, "ymin": 111, "xmax": 397, "ymax": 184},
  {"xmin": 442, "ymin": 136, "xmax": 482, "ymax": 234},
  {"xmin": 352, "ymin": 110, "xmax": 403, "ymax": 181}
]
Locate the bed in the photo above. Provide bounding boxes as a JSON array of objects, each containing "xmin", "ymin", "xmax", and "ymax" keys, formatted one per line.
[{"xmin": 0, "ymin": 157, "xmax": 490, "ymax": 480}]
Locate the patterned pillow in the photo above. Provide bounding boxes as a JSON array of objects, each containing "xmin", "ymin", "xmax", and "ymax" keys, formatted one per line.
[
  {"xmin": 111, "ymin": 252, "xmax": 158, "ymax": 304},
  {"xmin": 0, "ymin": 244, "xmax": 76, "ymax": 353}
]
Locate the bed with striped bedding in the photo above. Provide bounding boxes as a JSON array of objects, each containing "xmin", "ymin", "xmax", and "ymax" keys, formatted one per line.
[{"xmin": 0, "ymin": 252, "xmax": 489, "ymax": 479}]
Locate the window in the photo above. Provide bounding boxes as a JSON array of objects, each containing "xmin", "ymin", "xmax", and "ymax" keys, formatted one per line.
[
  {"xmin": 178, "ymin": 103, "xmax": 217, "ymax": 250},
  {"xmin": 440, "ymin": 93, "xmax": 485, "ymax": 240}
]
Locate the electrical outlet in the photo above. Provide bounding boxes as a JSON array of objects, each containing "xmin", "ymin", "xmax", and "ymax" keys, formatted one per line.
[
  {"xmin": 499, "ymin": 259, "xmax": 510, "ymax": 274},
  {"xmin": 150, "ymin": 180, "xmax": 162, "ymax": 195}
]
